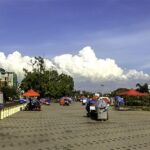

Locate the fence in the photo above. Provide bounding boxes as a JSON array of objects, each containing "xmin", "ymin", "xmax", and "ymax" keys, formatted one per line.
[{"xmin": 0, "ymin": 103, "xmax": 27, "ymax": 120}]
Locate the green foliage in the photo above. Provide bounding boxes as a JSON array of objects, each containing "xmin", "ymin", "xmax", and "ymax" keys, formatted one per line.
[
  {"xmin": 124, "ymin": 96, "xmax": 150, "ymax": 106},
  {"xmin": 1, "ymin": 86, "xmax": 18, "ymax": 102},
  {"xmin": 20, "ymin": 57, "xmax": 74, "ymax": 98},
  {"xmin": 73, "ymin": 90, "xmax": 80, "ymax": 98},
  {"xmin": 136, "ymin": 83, "xmax": 149, "ymax": 93}
]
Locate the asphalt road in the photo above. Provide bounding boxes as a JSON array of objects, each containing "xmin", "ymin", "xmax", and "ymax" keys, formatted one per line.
[{"xmin": 0, "ymin": 102, "xmax": 150, "ymax": 150}]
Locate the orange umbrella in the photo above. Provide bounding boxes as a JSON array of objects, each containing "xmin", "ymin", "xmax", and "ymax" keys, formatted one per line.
[
  {"xmin": 23, "ymin": 89, "xmax": 40, "ymax": 97},
  {"xmin": 119, "ymin": 89, "xmax": 149, "ymax": 96}
]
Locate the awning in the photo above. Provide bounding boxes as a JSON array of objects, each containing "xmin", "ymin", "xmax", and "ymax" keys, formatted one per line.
[{"xmin": 119, "ymin": 89, "xmax": 149, "ymax": 96}]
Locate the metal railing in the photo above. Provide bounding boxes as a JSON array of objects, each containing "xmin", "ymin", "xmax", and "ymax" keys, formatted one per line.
[{"xmin": 0, "ymin": 103, "xmax": 27, "ymax": 120}]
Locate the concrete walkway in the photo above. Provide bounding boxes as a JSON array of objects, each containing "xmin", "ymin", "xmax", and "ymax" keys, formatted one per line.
[{"xmin": 0, "ymin": 102, "xmax": 150, "ymax": 150}]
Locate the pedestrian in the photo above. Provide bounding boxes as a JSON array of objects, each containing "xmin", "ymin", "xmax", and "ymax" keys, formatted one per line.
[{"xmin": 28, "ymin": 97, "xmax": 32, "ymax": 111}]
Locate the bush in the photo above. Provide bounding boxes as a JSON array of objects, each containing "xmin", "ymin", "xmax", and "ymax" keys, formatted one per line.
[
  {"xmin": 1, "ymin": 86, "xmax": 18, "ymax": 102},
  {"xmin": 125, "ymin": 96, "xmax": 150, "ymax": 106}
]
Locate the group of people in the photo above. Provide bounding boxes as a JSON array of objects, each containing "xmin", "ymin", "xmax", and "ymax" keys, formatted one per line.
[{"xmin": 25, "ymin": 98, "xmax": 41, "ymax": 111}]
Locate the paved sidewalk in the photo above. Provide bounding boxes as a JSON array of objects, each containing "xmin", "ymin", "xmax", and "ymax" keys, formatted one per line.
[{"xmin": 0, "ymin": 102, "xmax": 150, "ymax": 150}]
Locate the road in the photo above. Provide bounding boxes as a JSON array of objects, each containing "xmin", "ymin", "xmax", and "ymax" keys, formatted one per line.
[{"xmin": 0, "ymin": 102, "xmax": 150, "ymax": 150}]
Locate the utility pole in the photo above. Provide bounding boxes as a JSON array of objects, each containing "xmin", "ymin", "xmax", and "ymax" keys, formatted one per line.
[{"xmin": 100, "ymin": 84, "xmax": 104, "ymax": 97}]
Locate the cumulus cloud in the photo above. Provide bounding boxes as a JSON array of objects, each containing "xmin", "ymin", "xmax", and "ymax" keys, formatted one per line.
[
  {"xmin": 0, "ymin": 46, "xmax": 149, "ymax": 90},
  {"xmin": 53, "ymin": 46, "xmax": 150, "ymax": 81},
  {"xmin": 0, "ymin": 51, "xmax": 55, "ymax": 80},
  {"xmin": 0, "ymin": 51, "xmax": 32, "ymax": 79},
  {"xmin": 53, "ymin": 47, "xmax": 124, "ymax": 81}
]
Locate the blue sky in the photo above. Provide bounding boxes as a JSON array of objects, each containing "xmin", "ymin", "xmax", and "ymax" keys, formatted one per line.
[{"xmin": 0, "ymin": 0, "xmax": 150, "ymax": 74}]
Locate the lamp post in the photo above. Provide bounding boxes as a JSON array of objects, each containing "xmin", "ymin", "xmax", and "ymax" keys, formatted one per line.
[{"xmin": 100, "ymin": 84, "xmax": 104, "ymax": 97}]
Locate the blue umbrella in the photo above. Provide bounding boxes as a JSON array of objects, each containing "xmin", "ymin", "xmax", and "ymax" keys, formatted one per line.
[{"xmin": 115, "ymin": 96, "xmax": 125, "ymax": 105}]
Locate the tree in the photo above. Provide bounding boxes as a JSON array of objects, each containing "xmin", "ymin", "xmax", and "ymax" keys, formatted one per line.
[
  {"xmin": 56, "ymin": 73, "xmax": 74, "ymax": 96},
  {"xmin": 1, "ymin": 86, "xmax": 18, "ymax": 102},
  {"xmin": 136, "ymin": 83, "xmax": 149, "ymax": 93},
  {"xmin": 20, "ymin": 57, "xmax": 74, "ymax": 98},
  {"xmin": 136, "ymin": 83, "xmax": 142, "ymax": 91},
  {"xmin": 81, "ymin": 90, "xmax": 94, "ymax": 97}
]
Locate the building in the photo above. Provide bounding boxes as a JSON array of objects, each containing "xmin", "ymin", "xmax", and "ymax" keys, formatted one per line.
[{"xmin": 0, "ymin": 68, "xmax": 17, "ymax": 88}]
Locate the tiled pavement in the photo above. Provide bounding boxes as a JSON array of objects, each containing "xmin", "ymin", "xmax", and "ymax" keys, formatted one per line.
[{"xmin": 0, "ymin": 102, "xmax": 150, "ymax": 150}]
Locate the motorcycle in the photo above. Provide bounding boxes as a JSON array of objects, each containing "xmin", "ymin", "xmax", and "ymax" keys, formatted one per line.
[{"xmin": 86, "ymin": 99, "xmax": 109, "ymax": 121}]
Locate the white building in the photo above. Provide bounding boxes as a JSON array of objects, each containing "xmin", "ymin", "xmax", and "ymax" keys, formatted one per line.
[{"xmin": 0, "ymin": 68, "xmax": 17, "ymax": 88}]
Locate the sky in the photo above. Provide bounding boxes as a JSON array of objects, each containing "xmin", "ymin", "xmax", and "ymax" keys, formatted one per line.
[{"xmin": 0, "ymin": 0, "xmax": 150, "ymax": 92}]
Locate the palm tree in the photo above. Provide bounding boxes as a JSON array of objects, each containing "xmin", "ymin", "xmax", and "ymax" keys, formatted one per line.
[
  {"xmin": 136, "ymin": 83, "xmax": 142, "ymax": 91},
  {"xmin": 136, "ymin": 83, "xmax": 149, "ymax": 93}
]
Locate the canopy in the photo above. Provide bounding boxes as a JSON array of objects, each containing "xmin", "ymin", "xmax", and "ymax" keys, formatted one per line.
[
  {"xmin": 22, "ymin": 89, "xmax": 40, "ymax": 97},
  {"xmin": 101, "ymin": 97, "xmax": 111, "ymax": 104},
  {"xmin": 119, "ymin": 89, "xmax": 149, "ymax": 96}
]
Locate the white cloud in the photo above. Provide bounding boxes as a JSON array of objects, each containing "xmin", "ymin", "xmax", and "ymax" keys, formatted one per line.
[
  {"xmin": 125, "ymin": 69, "xmax": 149, "ymax": 80},
  {"xmin": 0, "ymin": 46, "xmax": 150, "ymax": 91},
  {"xmin": 53, "ymin": 46, "xmax": 125, "ymax": 81}
]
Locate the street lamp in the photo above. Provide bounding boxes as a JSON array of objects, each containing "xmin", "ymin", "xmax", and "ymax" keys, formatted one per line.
[{"xmin": 100, "ymin": 84, "xmax": 104, "ymax": 96}]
